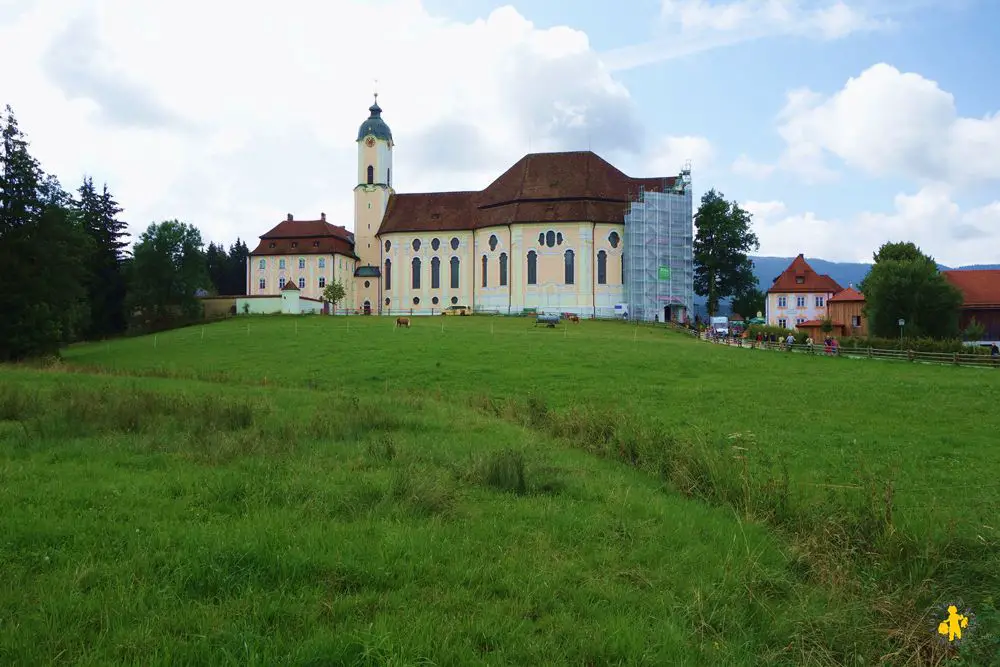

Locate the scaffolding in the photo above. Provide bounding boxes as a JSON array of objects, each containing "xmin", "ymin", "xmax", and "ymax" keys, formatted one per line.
[{"xmin": 623, "ymin": 164, "xmax": 694, "ymax": 323}]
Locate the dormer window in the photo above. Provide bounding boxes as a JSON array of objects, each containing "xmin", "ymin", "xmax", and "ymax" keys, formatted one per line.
[
  {"xmin": 291, "ymin": 242, "xmax": 297, "ymax": 248},
  {"xmin": 313, "ymin": 241, "xmax": 319, "ymax": 247},
  {"xmin": 795, "ymin": 276, "xmax": 805, "ymax": 284},
  {"xmin": 269, "ymin": 242, "xmax": 276, "ymax": 249}
]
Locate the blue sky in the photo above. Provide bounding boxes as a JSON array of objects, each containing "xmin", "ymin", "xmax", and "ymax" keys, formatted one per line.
[{"xmin": 2, "ymin": 0, "xmax": 998, "ymax": 266}]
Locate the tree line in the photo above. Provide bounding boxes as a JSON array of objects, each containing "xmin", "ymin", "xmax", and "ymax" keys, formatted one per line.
[
  {"xmin": 692, "ymin": 190, "xmax": 968, "ymax": 340},
  {"xmin": 0, "ymin": 105, "xmax": 248, "ymax": 361}
]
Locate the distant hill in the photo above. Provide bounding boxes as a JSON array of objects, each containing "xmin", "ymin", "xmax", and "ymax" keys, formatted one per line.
[{"xmin": 691, "ymin": 257, "xmax": 999, "ymax": 318}]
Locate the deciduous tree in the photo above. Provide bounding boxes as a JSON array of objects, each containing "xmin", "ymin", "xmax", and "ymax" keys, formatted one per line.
[
  {"xmin": 693, "ymin": 189, "xmax": 760, "ymax": 317},
  {"xmin": 730, "ymin": 286, "xmax": 765, "ymax": 320},
  {"xmin": 859, "ymin": 241, "xmax": 963, "ymax": 339},
  {"xmin": 322, "ymin": 279, "xmax": 346, "ymax": 313},
  {"xmin": 127, "ymin": 220, "xmax": 209, "ymax": 331}
]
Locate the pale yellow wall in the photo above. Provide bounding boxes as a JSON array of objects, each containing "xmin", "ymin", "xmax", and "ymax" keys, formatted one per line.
[
  {"xmin": 248, "ymin": 252, "xmax": 357, "ymax": 305},
  {"xmin": 767, "ymin": 291, "xmax": 836, "ymax": 328},
  {"xmin": 354, "ymin": 133, "xmax": 393, "ymax": 312},
  {"xmin": 374, "ymin": 222, "xmax": 626, "ymax": 313},
  {"xmin": 379, "ymin": 230, "xmax": 476, "ymax": 312}
]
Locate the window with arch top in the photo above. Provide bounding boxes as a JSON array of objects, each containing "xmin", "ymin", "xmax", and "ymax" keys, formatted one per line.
[
  {"xmin": 527, "ymin": 250, "xmax": 537, "ymax": 285},
  {"xmin": 367, "ymin": 165, "xmax": 374, "ymax": 184},
  {"xmin": 564, "ymin": 249, "xmax": 575, "ymax": 285},
  {"xmin": 499, "ymin": 252, "xmax": 508, "ymax": 286},
  {"xmin": 384, "ymin": 258, "xmax": 392, "ymax": 290},
  {"xmin": 412, "ymin": 257, "xmax": 421, "ymax": 289},
  {"xmin": 597, "ymin": 250, "xmax": 607, "ymax": 285},
  {"xmin": 481, "ymin": 254, "xmax": 488, "ymax": 288},
  {"xmin": 450, "ymin": 256, "xmax": 460, "ymax": 289},
  {"xmin": 431, "ymin": 256, "xmax": 440, "ymax": 288}
]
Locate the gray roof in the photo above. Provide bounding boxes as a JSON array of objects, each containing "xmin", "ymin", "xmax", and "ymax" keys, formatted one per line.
[{"xmin": 357, "ymin": 99, "xmax": 393, "ymax": 143}]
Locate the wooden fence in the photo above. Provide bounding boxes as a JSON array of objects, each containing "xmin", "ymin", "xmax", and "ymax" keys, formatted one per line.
[{"xmin": 700, "ymin": 332, "xmax": 998, "ymax": 369}]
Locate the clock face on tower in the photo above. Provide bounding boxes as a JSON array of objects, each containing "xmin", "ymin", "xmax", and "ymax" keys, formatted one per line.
[{"xmin": 365, "ymin": 137, "xmax": 375, "ymax": 147}]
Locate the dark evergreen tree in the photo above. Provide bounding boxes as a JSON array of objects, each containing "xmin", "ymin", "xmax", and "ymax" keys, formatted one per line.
[
  {"xmin": 0, "ymin": 105, "xmax": 92, "ymax": 360},
  {"xmin": 226, "ymin": 238, "xmax": 249, "ymax": 295},
  {"xmin": 205, "ymin": 241, "xmax": 228, "ymax": 295},
  {"xmin": 74, "ymin": 177, "xmax": 130, "ymax": 337}
]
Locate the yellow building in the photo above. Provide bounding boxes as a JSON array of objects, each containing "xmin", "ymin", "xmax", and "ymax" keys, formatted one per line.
[{"xmin": 248, "ymin": 96, "xmax": 695, "ymax": 320}]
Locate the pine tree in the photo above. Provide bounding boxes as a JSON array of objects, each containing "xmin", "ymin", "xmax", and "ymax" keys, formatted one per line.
[
  {"xmin": 226, "ymin": 238, "xmax": 249, "ymax": 295},
  {"xmin": 74, "ymin": 177, "xmax": 130, "ymax": 337},
  {"xmin": 0, "ymin": 106, "xmax": 92, "ymax": 359}
]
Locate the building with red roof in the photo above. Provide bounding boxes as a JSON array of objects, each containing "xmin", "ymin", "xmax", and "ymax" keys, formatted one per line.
[
  {"xmin": 765, "ymin": 254, "xmax": 843, "ymax": 329},
  {"xmin": 942, "ymin": 269, "xmax": 1000, "ymax": 341}
]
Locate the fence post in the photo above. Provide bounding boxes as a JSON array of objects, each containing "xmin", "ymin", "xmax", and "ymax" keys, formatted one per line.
[
  {"xmin": 907, "ymin": 349, "xmax": 914, "ymax": 362},
  {"xmin": 954, "ymin": 352, "xmax": 959, "ymax": 365},
  {"xmin": 867, "ymin": 346, "xmax": 872, "ymax": 358}
]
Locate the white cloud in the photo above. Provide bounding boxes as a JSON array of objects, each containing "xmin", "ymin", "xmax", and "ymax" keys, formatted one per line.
[
  {"xmin": 745, "ymin": 186, "xmax": 1000, "ymax": 266},
  {"xmin": 731, "ymin": 154, "xmax": 776, "ymax": 179},
  {"xmin": 775, "ymin": 62, "xmax": 1000, "ymax": 186},
  {"xmin": 0, "ymin": 0, "xmax": 709, "ymax": 248},
  {"xmin": 603, "ymin": 0, "xmax": 904, "ymax": 71}
]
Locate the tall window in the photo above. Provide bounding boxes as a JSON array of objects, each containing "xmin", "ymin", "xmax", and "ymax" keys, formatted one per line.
[
  {"xmin": 319, "ymin": 276, "xmax": 326, "ymax": 288},
  {"xmin": 384, "ymin": 259, "xmax": 392, "ymax": 291},
  {"xmin": 367, "ymin": 165, "xmax": 374, "ymax": 184},
  {"xmin": 279, "ymin": 277, "xmax": 286, "ymax": 289},
  {"xmin": 450, "ymin": 256, "xmax": 460, "ymax": 289},
  {"xmin": 597, "ymin": 250, "xmax": 607, "ymax": 285},
  {"xmin": 279, "ymin": 259, "xmax": 286, "ymax": 269},
  {"xmin": 488, "ymin": 235, "xmax": 498, "ymax": 251},
  {"xmin": 431, "ymin": 256, "xmax": 440, "ymax": 288},
  {"xmin": 527, "ymin": 251, "xmax": 537, "ymax": 285},
  {"xmin": 298, "ymin": 277, "xmax": 305, "ymax": 289},
  {"xmin": 387, "ymin": 168, "xmax": 391, "ymax": 187},
  {"xmin": 499, "ymin": 253, "xmax": 508, "ymax": 286},
  {"xmin": 482, "ymin": 255, "xmax": 488, "ymax": 288},
  {"xmin": 564, "ymin": 249, "xmax": 575, "ymax": 285},
  {"xmin": 258, "ymin": 259, "xmax": 265, "ymax": 269},
  {"xmin": 319, "ymin": 258, "xmax": 326, "ymax": 269},
  {"xmin": 621, "ymin": 255, "xmax": 625, "ymax": 284},
  {"xmin": 299, "ymin": 258, "xmax": 305, "ymax": 269},
  {"xmin": 259, "ymin": 278, "xmax": 266, "ymax": 290},
  {"xmin": 412, "ymin": 257, "xmax": 421, "ymax": 289}
]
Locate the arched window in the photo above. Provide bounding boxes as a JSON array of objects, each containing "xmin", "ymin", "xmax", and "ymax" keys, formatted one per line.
[
  {"xmin": 482, "ymin": 254, "xmax": 488, "ymax": 287},
  {"xmin": 432, "ymin": 238, "xmax": 440, "ymax": 251},
  {"xmin": 488, "ymin": 235, "xmax": 498, "ymax": 252},
  {"xmin": 412, "ymin": 257, "xmax": 421, "ymax": 289},
  {"xmin": 527, "ymin": 251, "xmax": 537, "ymax": 285},
  {"xmin": 609, "ymin": 231, "xmax": 621, "ymax": 248},
  {"xmin": 450, "ymin": 237, "xmax": 460, "ymax": 251},
  {"xmin": 412, "ymin": 238, "xmax": 421, "ymax": 251},
  {"xmin": 387, "ymin": 168, "xmax": 391, "ymax": 187},
  {"xmin": 450, "ymin": 256, "xmax": 460, "ymax": 288},
  {"xmin": 431, "ymin": 256, "xmax": 441, "ymax": 288},
  {"xmin": 367, "ymin": 165, "xmax": 374, "ymax": 184},
  {"xmin": 384, "ymin": 240, "xmax": 391, "ymax": 252},
  {"xmin": 384, "ymin": 259, "xmax": 391, "ymax": 290},
  {"xmin": 564, "ymin": 249, "xmax": 575, "ymax": 285},
  {"xmin": 597, "ymin": 250, "xmax": 607, "ymax": 285},
  {"xmin": 546, "ymin": 230, "xmax": 556, "ymax": 248},
  {"xmin": 499, "ymin": 252, "xmax": 508, "ymax": 286}
]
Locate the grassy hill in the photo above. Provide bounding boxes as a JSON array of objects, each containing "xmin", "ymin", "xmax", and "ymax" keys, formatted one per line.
[{"xmin": 2, "ymin": 315, "xmax": 998, "ymax": 665}]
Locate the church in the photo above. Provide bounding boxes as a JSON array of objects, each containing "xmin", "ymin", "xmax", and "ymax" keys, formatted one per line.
[{"xmin": 245, "ymin": 96, "xmax": 695, "ymax": 322}]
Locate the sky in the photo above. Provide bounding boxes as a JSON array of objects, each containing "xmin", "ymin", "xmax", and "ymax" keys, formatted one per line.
[{"xmin": 1, "ymin": 0, "xmax": 998, "ymax": 267}]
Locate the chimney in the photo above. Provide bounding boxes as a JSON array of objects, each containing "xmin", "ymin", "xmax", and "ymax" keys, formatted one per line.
[
  {"xmin": 287, "ymin": 213, "xmax": 293, "ymax": 221},
  {"xmin": 321, "ymin": 212, "xmax": 326, "ymax": 221}
]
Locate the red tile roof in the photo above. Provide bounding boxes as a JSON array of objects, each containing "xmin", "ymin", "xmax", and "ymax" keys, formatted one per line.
[
  {"xmin": 281, "ymin": 280, "xmax": 299, "ymax": 291},
  {"xmin": 829, "ymin": 285, "xmax": 865, "ymax": 302},
  {"xmin": 377, "ymin": 150, "xmax": 678, "ymax": 235},
  {"xmin": 768, "ymin": 254, "xmax": 843, "ymax": 294},
  {"xmin": 943, "ymin": 269, "xmax": 1000, "ymax": 308},
  {"xmin": 251, "ymin": 218, "xmax": 358, "ymax": 259}
]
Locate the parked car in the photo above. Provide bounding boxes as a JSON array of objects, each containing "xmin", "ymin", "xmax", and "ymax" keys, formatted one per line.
[{"xmin": 442, "ymin": 305, "xmax": 471, "ymax": 316}]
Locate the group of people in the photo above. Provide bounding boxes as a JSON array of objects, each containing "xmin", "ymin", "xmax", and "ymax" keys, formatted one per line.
[{"xmin": 705, "ymin": 328, "xmax": 841, "ymax": 355}]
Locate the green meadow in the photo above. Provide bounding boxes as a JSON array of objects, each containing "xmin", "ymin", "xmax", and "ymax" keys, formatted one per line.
[{"xmin": 1, "ymin": 315, "xmax": 998, "ymax": 665}]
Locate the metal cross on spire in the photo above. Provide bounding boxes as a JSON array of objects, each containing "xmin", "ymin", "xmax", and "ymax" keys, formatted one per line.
[{"xmin": 373, "ymin": 78, "xmax": 379, "ymax": 104}]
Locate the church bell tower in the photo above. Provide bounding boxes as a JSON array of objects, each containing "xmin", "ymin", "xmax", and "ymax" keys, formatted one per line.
[{"xmin": 354, "ymin": 93, "xmax": 394, "ymax": 313}]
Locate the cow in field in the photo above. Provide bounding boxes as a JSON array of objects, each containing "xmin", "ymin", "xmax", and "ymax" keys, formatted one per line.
[
  {"xmin": 395, "ymin": 317, "xmax": 411, "ymax": 328},
  {"xmin": 567, "ymin": 314, "xmax": 580, "ymax": 323}
]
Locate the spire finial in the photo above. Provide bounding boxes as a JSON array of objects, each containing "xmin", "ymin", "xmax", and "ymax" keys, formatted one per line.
[{"xmin": 373, "ymin": 78, "xmax": 379, "ymax": 105}]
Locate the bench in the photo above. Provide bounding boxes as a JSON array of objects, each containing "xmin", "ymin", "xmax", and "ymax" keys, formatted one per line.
[{"xmin": 535, "ymin": 314, "xmax": 560, "ymax": 328}]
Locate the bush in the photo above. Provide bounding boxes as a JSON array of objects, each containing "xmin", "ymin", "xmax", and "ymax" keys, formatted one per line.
[{"xmin": 837, "ymin": 336, "xmax": 989, "ymax": 354}]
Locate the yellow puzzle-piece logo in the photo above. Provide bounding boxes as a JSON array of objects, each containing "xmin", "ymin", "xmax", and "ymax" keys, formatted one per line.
[{"xmin": 937, "ymin": 605, "xmax": 970, "ymax": 642}]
